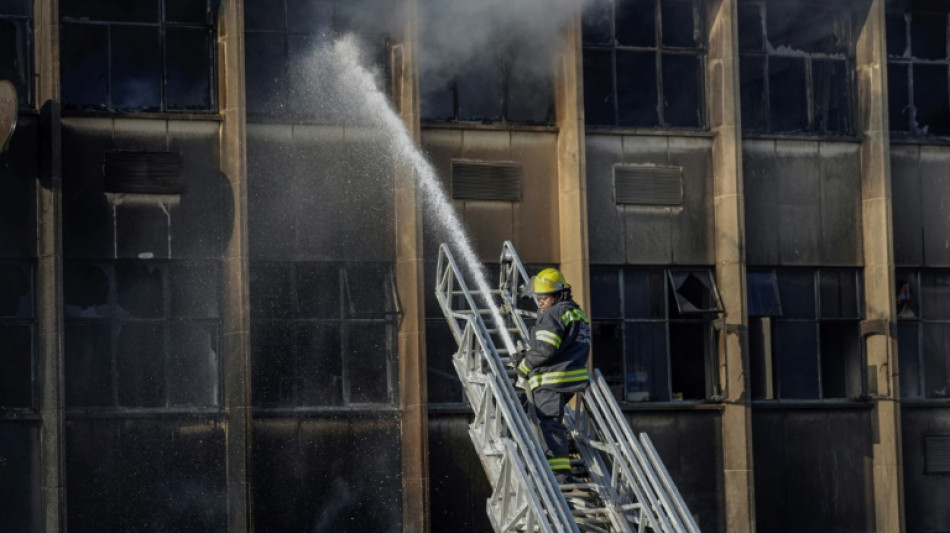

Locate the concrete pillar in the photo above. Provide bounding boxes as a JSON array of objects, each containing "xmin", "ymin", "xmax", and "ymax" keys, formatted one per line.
[
  {"xmin": 707, "ymin": 1, "xmax": 755, "ymax": 531},
  {"xmin": 855, "ymin": 2, "xmax": 905, "ymax": 531},
  {"xmin": 33, "ymin": 1, "xmax": 64, "ymax": 531},
  {"xmin": 217, "ymin": 2, "xmax": 252, "ymax": 531},
  {"xmin": 555, "ymin": 17, "xmax": 590, "ymax": 313},
  {"xmin": 393, "ymin": 2, "xmax": 430, "ymax": 531}
]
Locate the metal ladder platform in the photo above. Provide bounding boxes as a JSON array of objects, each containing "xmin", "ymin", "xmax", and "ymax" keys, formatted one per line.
[{"xmin": 435, "ymin": 241, "xmax": 701, "ymax": 533}]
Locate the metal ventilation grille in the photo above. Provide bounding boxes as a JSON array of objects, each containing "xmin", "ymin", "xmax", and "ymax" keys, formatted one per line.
[
  {"xmin": 613, "ymin": 165, "xmax": 683, "ymax": 206},
  {"xmin": 104, "ymin": 151, "xmax": 183, "ymax": 194},
  {"xmin": 451, "ymin": 160, "xmax": 522, "ymax": 202},
  {"xmin": 925, "ymin": 435, "xmax": 950, "ymax": 474}
]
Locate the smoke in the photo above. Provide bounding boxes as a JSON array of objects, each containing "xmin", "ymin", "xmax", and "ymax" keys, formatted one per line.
[{"xmin": 418, "ymin": 0, "xmax": 593, "ymax": 112}]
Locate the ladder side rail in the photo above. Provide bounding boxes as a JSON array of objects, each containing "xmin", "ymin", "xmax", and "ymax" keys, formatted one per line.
[
  {"xmin": 584, "ymin": 373, "xmax": 689, "ymax": 532},
  {"xmin": 498, "ymin": 240, "xmax": 536, "ymax": 341},
  {"xmin": 639, "ymin": 434, "xmax": 701, "ymax": 533},
  {"xmin": 569, "ymin": 396, "xmax": 671, "ymax": 532},
  {"xmin": 563, "ymin": 407, "xmax": 640, "ymax": 533},
  {"xmin": 436, "ymin": 246, "xmax": 578, "ymax": 532},
  {"xmin": 450, "ymin": 314, "xmax": 572, "ymax": 531}
]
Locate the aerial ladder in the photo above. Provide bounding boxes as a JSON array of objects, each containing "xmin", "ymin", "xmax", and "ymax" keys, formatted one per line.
[{"xmin": 434, "ymin": 241, "xmax": 701, "ymax": 533}]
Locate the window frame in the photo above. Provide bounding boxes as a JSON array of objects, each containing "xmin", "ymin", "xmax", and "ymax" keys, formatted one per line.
[
  {"xmin": 581, "ymin": 0, "xmax": 709, "ymax": 131},
  {"xmin": 737, "ymin": 0, "xmax": 857, "ymax": 136},
  {"xmin": 590, "ymin": 265, "xmax": 723, "ymax": 404},
  {"xmin": 0, "ymin": 259, "xmax": 36, "ymax": 413},
  {"xmin": 748, "ymin": 267, "xmax": 865, "ymax": 401},
  {"xmin": 896, "ymin": 269, "xmax": 950, "ymax": 400},
  {"xmin": 0, "ymin": 1, "xmax": 33, "ymax": 109},
  {"xmin": 59, "ymin": 0, "xmax": 218, "ymax": 114}
]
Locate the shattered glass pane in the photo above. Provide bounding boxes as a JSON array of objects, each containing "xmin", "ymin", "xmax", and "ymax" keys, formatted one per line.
[
  {"xmin": 766, "ymin": 3, "xmax": 847, "ymax": 55},
  {"xmin": 590, "ymin": 321, "xmax": 623, "ymax": 400},
  {"xmin": 623, "ymin": 322, "xmax": 669, "ymax": 402},
  {"xmin": 582, "ymin": 49, "xmax": 615, "ymax": 126},
  {"xmin": 887, "ymin": 62, "xmax": 910, "ymax": 132},
  {"xmin": 738, "ymin": 3, "xmax": 764, "ymax": 52},
  {"xmin": 897, "ymin": 322, "xmax": 921, "ymax": 398},
  {"xmin": 590, "ymin": 267, "xmax": 620, "ymax": 319},
  {"xmin": 774, "ymin": 321, "xmax": 819, "ymax": 399},
  {"xmin": 777, "ymin": 270, "xmax": 815, "ymax": 319},
  {"xmin": 910, "ymin": 11, "xmax": 947, "ymax": 60},
  {"xmin": 345, "ymin": 323, "xmax": 391, "ymax": 404},
  {"xmin": 885, "ymin": 9, "xmax": 908, "ymax": 57},
  {"xmin": 251, "ymin": 319, "xmax": 296, "ymax": 407},
  {"xmin": 116, "ymin": 323, "xmax": 166, "ymax": 407},
  {"xmin": 167, "ymin": 322, "xmax": 219, "ymax": 407},
  {"xmin": 111, "ymin": 26, "xmax": 162, "ymax": 111},
  {"xmin": 913, "ymin": 63, "xmax": 950, "ymax": 136},
  {"xmin": 819, "ymin": 269, "xmax": 858, "ymax": 319},
  {"xmin": 670, "ymin": 321, "xmax": 705, "ymax": 400},
  {"xmin": 623, "ymin": 269, "xmax": 665, "ymax": 319},
  {"xmin": 616, "ymin": 0, "xmax": 655, "ymax": 47},
  {"xmin": 0, "ymin": 324, "xmax": 32, "ymax": 407},
  {"xmin": 661, "ymin": 0, "xmax": 698, "ymax": 48},
  {"xmin": 740, "ymin": 55, "xmax": 768, "ymax": 131},
  {"xmin": 297, "ymin": 322, "xmax": 343, "ymax": 406},
  {"xmin": 662, "ymin": 53, "xmax": 702, "ymax": 127},
  {"xmin": 0, "ymin": 262, "xmax": 32, "ymax": 318},
  {"xmin": 819, "ymin": 321, "xmax": 860, "ymax": 398},
  {"xmin": 747, "ymin": 270, "xmax": 782, "ymax": 317},
  {"xmin": 617, "ymin": 50, "xmax": 658, "ymax": 126},
  {"xmin": 812, "ymin": 59, "xmax": 850, "ymax": 134},
  {"xmin": 166, "ymin": 27, "xmax": 213, "ymax": 111},
  {"xmin": 582, "ymin": 0, "xmax": 613, "ymax": 45},
  {"xmin": 61, "ymin": 24, "xmax": 109, "ymax": 109},
  {"xmin": 768, "ymin": 56, "xmax": 807, "ymax": 132},
  {"xmin": 65, "ymin": 322, "xmax": 113, "ymax": 407},
  {"xmin": 116, "ymin": 261, "xmax": 164, "ymax": 319},
  {"xmin": 295, "ymin": 262, "xmax": 341, "ymax": 319}
]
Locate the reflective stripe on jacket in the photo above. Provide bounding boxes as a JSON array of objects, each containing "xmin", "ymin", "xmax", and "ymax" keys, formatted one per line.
[{"xmin": 518, "ymin": 299, "xmax": 591, "ymax": 391}]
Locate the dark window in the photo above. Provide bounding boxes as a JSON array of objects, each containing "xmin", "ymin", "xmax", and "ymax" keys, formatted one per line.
[
  {"xmin": 0, "ymin": 260, "xmax": 35, "ymax": 410},
  {"xmin": 582, "ymin": 0, "xmax": 707, "ymax": 129},
  {"xmin": 886, "ymin": 2, "xmax": 950, "ymax": 136},
  {"xmin": 590, "ymin": 265, "xmax": 722, "ymax": 403},
  {"xmin": 60, "ymin": 0, "xmax": 216, "ymax": 113},
  {"xmin": 0, "ymin": 0, "xmax": 32, "ymax": 108},
  {"xmin": 897, "ymin": 269, "xmax": 950, "ymax": 399},
  {"xmin": 418, "ymin": 0, "xmax": 555, "ymax": 125},
  {"xmin": 63, "ymin": 259, "xmax": 222, "ymax": 410},
  {"xmin": 244, "ymin": 0, "xmax": 393, "ymax": 123},
  {"xmin": 738, "ymin": 1, "xmax": 855, "ymax": 135},
  {"xmin": 250, "ymin": 261, "xmax": 397, "ymax": 408},
  {"xmin": 748, "ymin": 268, "xmax": 863, "ymax": 400}
]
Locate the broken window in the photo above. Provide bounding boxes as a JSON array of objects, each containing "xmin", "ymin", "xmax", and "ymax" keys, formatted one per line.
[
  {"xmin": 896, "ymin": 269, "xmax": 950, "ymax": 399},
  {"xmin": 244, "ymin": 0, "xmax": 393, "ymax": 122},
  {"xmin": 249, "ymin": 261, "xmax": 397, "ymax": 408},
  {"xmin": 418, "ymin": 0, "xmax": 555, "ymax": 125},
  {"xmin": 590, "ymin": 266, "xmax": 722, "ymax": 403},
  {"xmin": 582, "ymin": 0, "xmax": 707, "ymax": 129},
  {"xmin": 886, "ymin": 1, "xmax": 950, "ymax": 136},
  {"xmin": 59, "ymin": 0, "xmax": 216, "ymax": 112},
  {"xmin": 63, "ymin": 259, "xmax": 222, "ymax": 410},
  {"xmin": 738, "ymin": 1, "xmax": 855, "ymax": 135},
  {"xmin": 0, "ymin": 1, "xmax": 32, "ymax": 108},
  {"xmin": 0, "ymin": 261, "xmax": 34, "ymax": 410},
  {"xmin": 748, "ymin": 268, "xmax": 864, "ymax": 400}
]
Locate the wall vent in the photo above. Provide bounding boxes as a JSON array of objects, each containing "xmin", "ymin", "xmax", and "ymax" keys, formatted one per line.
[
  {"xmin": 104, "ymin": 151, "xmax": 183, "ymax": 194},
  {"xmin": 924, "ymin": 434, "xmax": 950, "ymax": 475},
  {"xmin": 451, "ymin": 160, "xmax": 522, "ymax": 202},
  {"xmin": 613, "ymin": 165, "xmax": 683, "ymax": 206}
]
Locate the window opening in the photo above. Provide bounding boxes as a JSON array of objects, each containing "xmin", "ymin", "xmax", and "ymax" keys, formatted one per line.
[
  {"xmin": 886, "ymin": 1, "xmax": 950, "ymax": 136},
  {"xmin": 581, "ymin": 0, "xmax": 707, "ymax": 129},
  {"xmin": 738, "ymin": 0, "xmax": 855, "ymax": 135},
  {"xmin": 60, "ymin": 0, "xmax": 217, "ymax": 113},
  {"xmin": 0, "ymin": 0, "xmax": 32, "ymax": 108},
  {"xmin": 897, "ymin": 269, "xmax": 950, "ymax": 399}
]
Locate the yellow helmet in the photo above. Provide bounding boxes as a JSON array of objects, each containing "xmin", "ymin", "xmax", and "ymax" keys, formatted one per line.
[{"xmin": 532, "ymin": 268, "xmax": 570, "ymax": 295}]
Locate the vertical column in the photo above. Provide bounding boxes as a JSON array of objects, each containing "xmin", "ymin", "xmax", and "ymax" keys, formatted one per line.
[
  {"xmin": 217, "ymin": 2, "xmax": 252, "ymax": 531},
  {"xmin": 855, "ymin": 2, "xmax": 905, "ymax": 531},
  {"xmin": 708, "ymin": 1, "xmax": 755, "ymax": 531},
  {"xmin": 555, "ymin": 17, "xmax": 590, "ymax": 312},
  {"xmin": 33, "ymin": 1, "xmax": 64, "ymax": 531},
  {"xmin": 394, "ymin": 2, "xmax": 430, "ymax": 530}
]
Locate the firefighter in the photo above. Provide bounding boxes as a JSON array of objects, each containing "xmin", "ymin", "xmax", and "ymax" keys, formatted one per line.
[{"xmin": 511, "ymin": 267, "xmax": 590, "ymax": 484}]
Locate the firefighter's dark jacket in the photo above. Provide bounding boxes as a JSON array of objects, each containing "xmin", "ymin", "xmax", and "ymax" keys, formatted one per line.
[{"xmin": 517, "ymin": 299, "xmax": 591, "ymax": 391}]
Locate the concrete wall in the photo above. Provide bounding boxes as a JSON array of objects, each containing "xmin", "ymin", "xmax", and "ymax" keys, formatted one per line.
[{"xmin": 890, "ymin": 145, "xmax": 950, "ymax": 267}]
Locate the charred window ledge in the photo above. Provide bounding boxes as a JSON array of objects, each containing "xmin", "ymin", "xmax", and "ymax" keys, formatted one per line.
[
  {"xmin": 900, "ymin": 399, "xmax": 950, "ymax": 408},
  {"xmin": 585, "ymin": 127, "xmax": 713, "ymax": 138},
  {"xmin": 750, "ymin": 399, "xmax": 873, "ymax": 410},
  {"xmin": 252, "ymin": 407, "xmax": 400, "ymax": 419},
  {"xmin": 64, "ymin": 408, "xmax": 225, "ymax": 419},
  {"xmin": 61, "ymin": 110, "xmax": 222, "ymax": 121},
  {"xmin": 422, "ymin": 122, "xmax": 558, "ymax": 133},
  {"xmin": 889, "ymin": 135, "xmax": 950, "ymax": 147},
  {"xmin": 741, "ymin": 132, "xmax": 861, "ymax": 143},
  {"xmin": 617, "ymin": 401, "xmax": 724, "ymax": 412}
]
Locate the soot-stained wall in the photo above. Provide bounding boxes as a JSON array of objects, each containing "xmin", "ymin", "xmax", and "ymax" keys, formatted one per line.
[
  {"xmin": 901, "ymin": 406, "xmax": 950, "ymax": 532},
  {"xmin": 0, "ymin": 114, "xmax": 39, "ymax": 533},
  {"xmin": 59, "ymin": 117, "xmax": 229, "ymax": 531},
  {"xmin": 752, "ymin": 408, "xmax": 872, "ymax": 533},
  {"xmin": 427, "ymin": 413, "xmax": 493, "ymax": 533},
  {"xmin": 585, "ymin": 134, "xmax": 714, "ymax": 266},
  {"xmin": 742, "ymin": 139, "xmax": 863, "ymax": 266},
  {"xmin": 890, "ymin": 145, "xmax": 950, "ymax": 267},
  {"xmin": 420, "ymin": 128, "xmax": 560, "ymax": 264}
]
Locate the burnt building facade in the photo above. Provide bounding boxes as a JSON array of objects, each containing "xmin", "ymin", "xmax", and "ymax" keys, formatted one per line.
[{"xmin": 1, "ymin": 0, "xmax": 949, "ymax": 532}]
